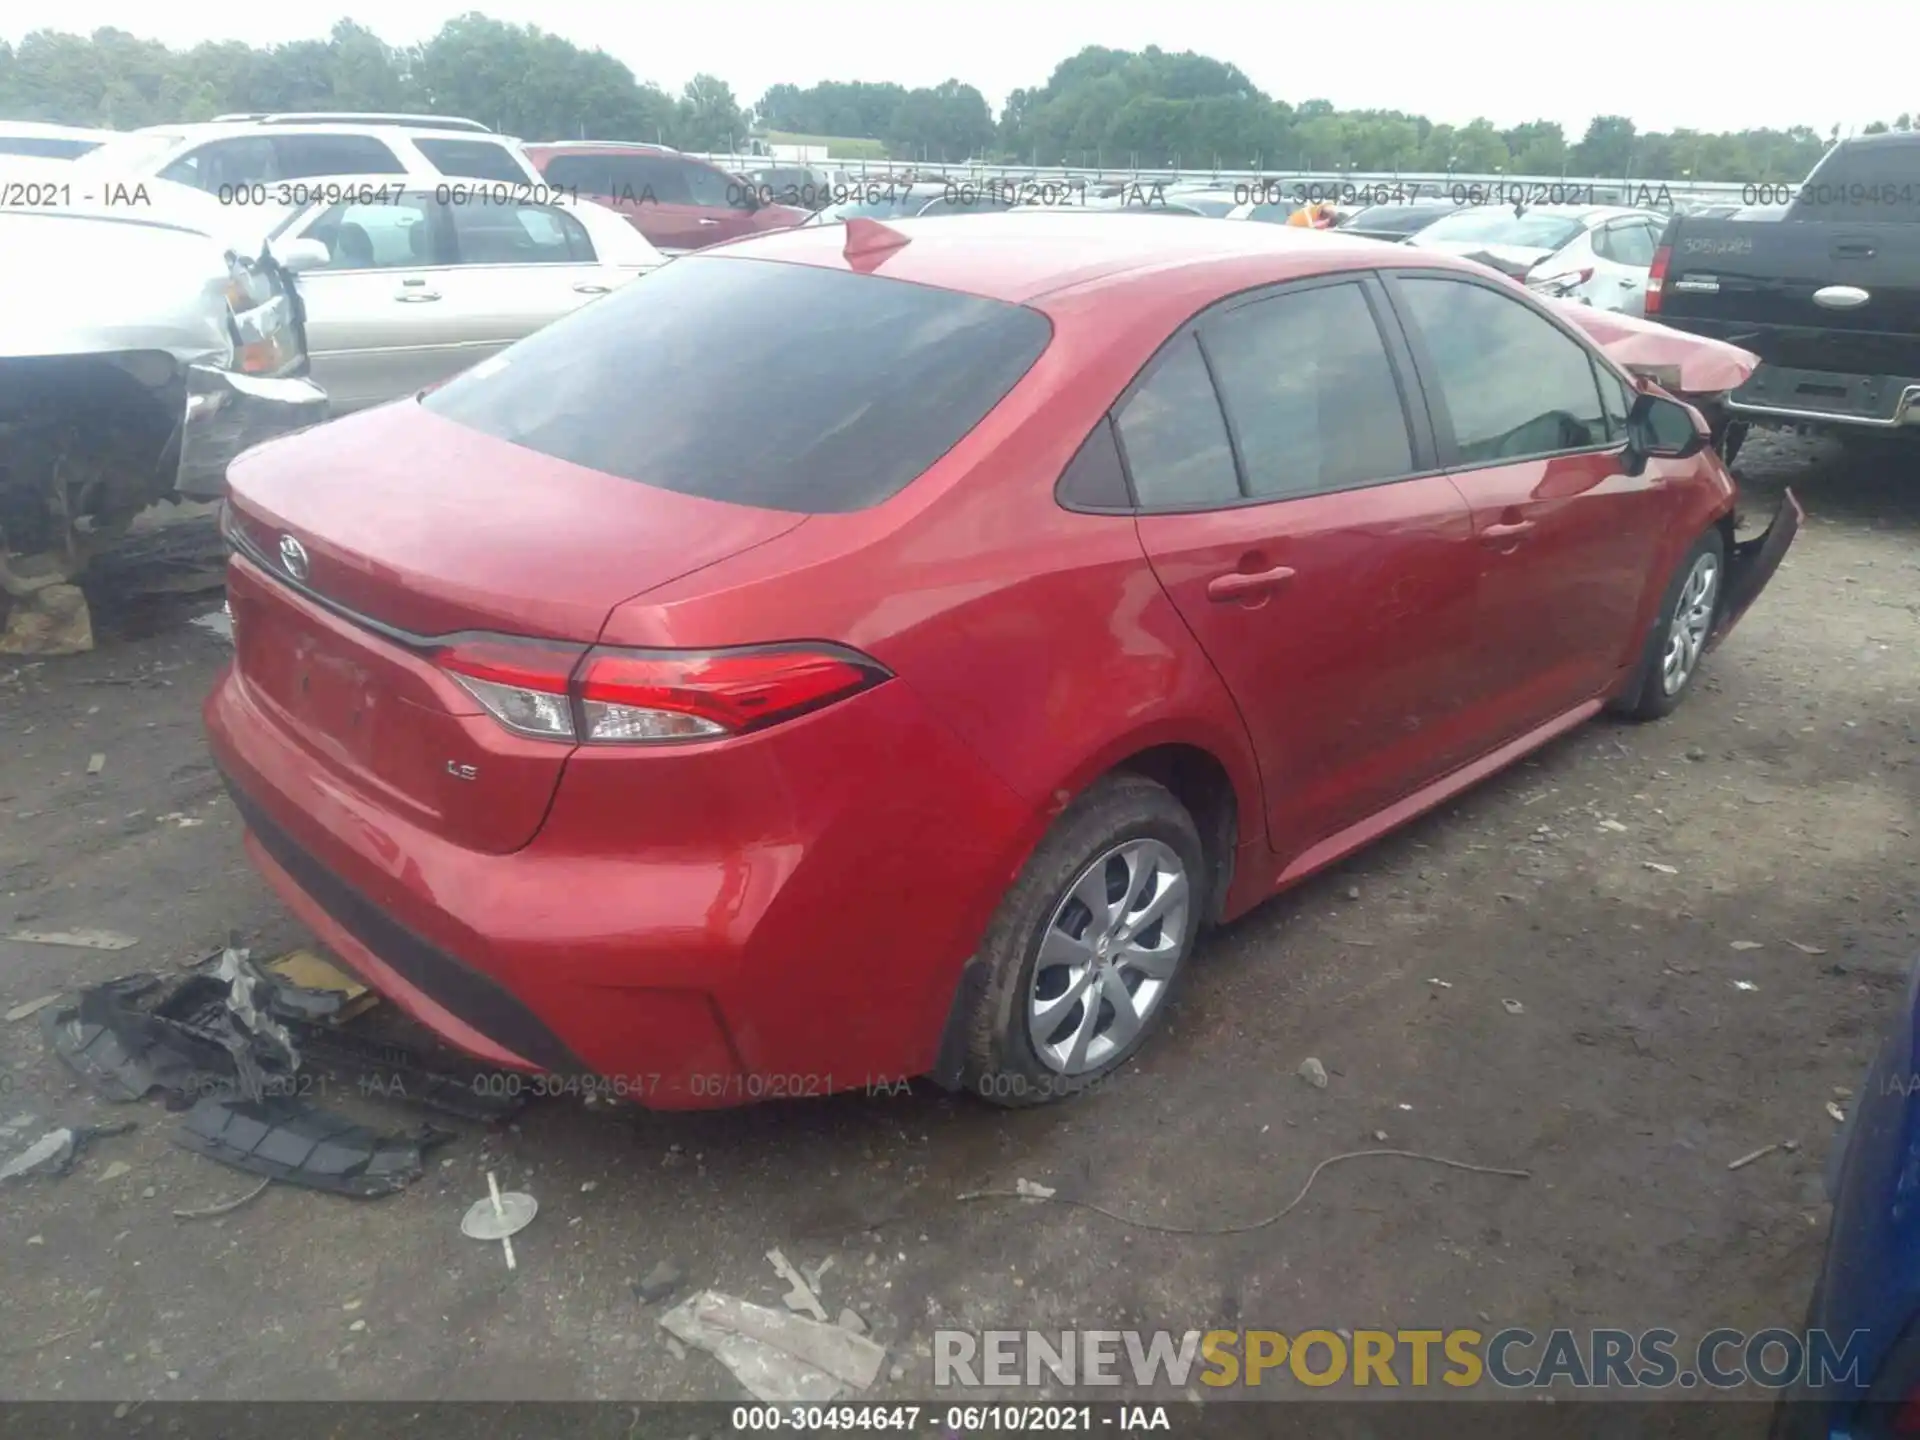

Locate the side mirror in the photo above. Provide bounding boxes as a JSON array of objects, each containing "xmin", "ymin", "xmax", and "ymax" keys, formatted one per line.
[
  {"xmin": 271, "ymin": 237, "xmax": 331, "ymax": 273},
  {"xmin": 1627, "ymin": 389, "xmax": 1710, "ymax": 461}
]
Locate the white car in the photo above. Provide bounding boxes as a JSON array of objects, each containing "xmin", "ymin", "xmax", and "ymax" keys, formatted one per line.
[
  {"xmin": 1405, "ymin": 205, "xmax": 1669, "ymax": 315},
  {"xmin": 261, "ymin": 177, "xmax": 666, "ymax": 412},
  {"xmin": 70, "ymin": 115, "xmax": 544, "ymax": 196}
]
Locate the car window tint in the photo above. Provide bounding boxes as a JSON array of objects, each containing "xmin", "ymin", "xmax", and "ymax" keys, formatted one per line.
[
  {"xmin": 1202, "ymin": 283, "xmax": 1412, "ymax": 500},
  {"xmin": 679, "ymin": 159, "xmax": 737, "ymax": 208},
  {"xmin": 305, "ymin": 195, "xmax": 438, "ymax": 269},
  {"xmin": 1398, "ymin": 277, "xmax": 1608, "ymax": 464},
  {"xmin": 414, "ymin": 138, "xmax": 527, "ymax": 182},
  {"xmin": 272, "ymin": 134, "xmax": 404, "ymax": 178},
  {"xmin": 1113, "ymin": 335, "xmax": 1240, "ymax": 509},
  {"xmin": 536, "ymin": 154, "xmax": 609, "ymax": 193},
  {"xmin": 1609, "ymin": 221, "xmax": 1656, "ymax": 266},
  {"xmin": 422, "ymin": 256, "xmax": 1052, "ymax": 513},
  {"xmin": 159, "ymin": 138, "xmax": 277, "ymax": 191},
  {"xmin": 451, "ymin": 201, "xmax": 594, "ymax": 264},
  {"xmin": 608, "ymin": 154, "xmax": 690, "ymax": 206}
]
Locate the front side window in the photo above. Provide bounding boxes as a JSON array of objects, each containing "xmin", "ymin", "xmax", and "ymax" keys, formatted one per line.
[
  {"xmin": 1201, "ymin": 283, "xmax": 1413, "ymax": 501},
  {"xmin": 303, "ymin": 195, "xmax": 440, "ymax": 269},
  {"xmin": 1396, "ymin": 276, "xmax": 1609, "ymax": 464},
  {"xmin": 160, "ymin": 138, "xmax": 277, "ymax": 192}
]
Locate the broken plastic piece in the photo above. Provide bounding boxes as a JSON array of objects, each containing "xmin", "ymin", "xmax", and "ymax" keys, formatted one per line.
[
  {"xmin": 8, "ymin": 929, "xmax": 138, "ymax": 951},
  {"xmin": 0, "ymin": 1119, "xmax": 135, "ymax": 1182},
  {"xmin": 173, "ymin": 1095, "xmax": 452, "ymax": 1198},
  {"xmin": 44, "ymin": 975, "xmax": 218, "ymax": 1103},
  {"xmin": 661, "ymin": 1290, "xmax": 885, "ymax": 1403},
  {"xmin": 767, "ymin": 1247, "xmax": 829, "ymax": 1321}
]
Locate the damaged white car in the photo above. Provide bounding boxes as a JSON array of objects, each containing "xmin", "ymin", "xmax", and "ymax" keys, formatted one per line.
[{"xmin": 0, "ymin": 165, "xmax": 327, "ymax": 653}]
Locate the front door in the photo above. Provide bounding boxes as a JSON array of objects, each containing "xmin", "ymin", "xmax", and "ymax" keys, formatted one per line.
[{"xmin": 1382, "ymin": 270, "xmax": 1679, "ymax": 736}]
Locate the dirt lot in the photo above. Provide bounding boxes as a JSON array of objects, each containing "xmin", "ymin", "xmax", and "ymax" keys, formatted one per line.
[{"xmin": 0, "ymin": 434, "xmax": 1914, "ymax": 1420}]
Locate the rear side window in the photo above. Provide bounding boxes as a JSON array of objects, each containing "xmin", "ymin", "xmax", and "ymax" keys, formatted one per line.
[
  {"xmin": 1113, "ymin": 335, "xmax": 1240, "ymax": 509},
  {"xmin": 1604, "ymin": 221, "xmax": 1656, "ymax": 266},
  {"xmin": 1396, "ymin": 277, "xmax": 1608, "ymax": 464},
  {"xmin": 450, "ymin": 201, "xmax": 593, "ymax": 263},
  {"xmin": 272, "ymin": 134, "xmax": 405, "ymax": 178},
  {"xmin": 1201, "ymin": 283, "xmax": 1413, "ymax": 500},
  {"xmin": 422, "ymin": 257, "xmax": 1052, "ymax": 512},
  {"xmin": 415, "ymin": 138, "xmax": 530, "ymax": 183}
]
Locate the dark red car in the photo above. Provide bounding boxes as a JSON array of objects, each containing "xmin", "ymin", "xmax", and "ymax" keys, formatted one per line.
[
  {"xmin": 205, "ymin": 213, "xmax": 1799, "ymax": 1109},
  {"xmin": 523, "ymin": 141, "xmax": 807, "ymax": 254}
]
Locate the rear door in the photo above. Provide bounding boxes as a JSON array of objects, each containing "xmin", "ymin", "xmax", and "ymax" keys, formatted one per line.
[
  {"xmin": 1383, "ymin": 270, "xmax": 1677, "ymax": 737},
  {"xmin": 288, "ymin": 192, "xmax": 461, "ymax": 411},
  {"xmin": 1128, "ymin": 275, "xmax": 1482, "ymax": 862},
  {"xmin": 1589, "ymin": 218, "xmax": 1658, "ymax": 314},
  {"xmin": 433, "ymin": 198, "xmax": 619, "ymax": 366}
]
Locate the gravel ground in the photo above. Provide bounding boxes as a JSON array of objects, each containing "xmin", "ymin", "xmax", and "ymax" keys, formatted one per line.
[{"xmin": 0, "ymin": 433, "xmax": 1914, "ymax": 1425}]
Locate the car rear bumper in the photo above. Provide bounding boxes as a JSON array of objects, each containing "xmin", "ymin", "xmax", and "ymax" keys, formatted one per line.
[
  {"xmin": 1728, "ymin": 364, "xmax": 1920, "ymax": 430},
  {"xmin": 204, "ymin": 653, "xmax": 1036, "ymax": 1108}
]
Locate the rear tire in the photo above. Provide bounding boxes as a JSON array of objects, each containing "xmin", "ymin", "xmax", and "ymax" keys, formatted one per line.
[
  {"xmin": 1613, "ymin": 526, "xmax": 1726, "ymax": 722},
  {"xmin": 961, "ymin": 774, "xmax": 1204, "ymax": 1109}
]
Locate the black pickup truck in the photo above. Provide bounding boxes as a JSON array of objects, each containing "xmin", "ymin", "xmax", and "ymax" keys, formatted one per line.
[{"xmin": 1650, "ymin": 133, "xmax": 1920, "ymax": 455}]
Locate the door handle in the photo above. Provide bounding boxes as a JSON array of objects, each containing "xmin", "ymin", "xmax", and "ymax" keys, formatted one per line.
[
  {"xmin": 1619, "ymin": 276, "xmax": 1637, "ymax": 287},
  {"xmin": 1206, "ymin": 565, "xmax": 1296, "ymax": 602},
  {"xmin": 394, "ymin": 291, "xmax": 442, "ymax": 302},
  {"xmin": 572, "ymin": 281, "xmax": 612, "ymax": 295},
  {"xmin": 1480, "ymin": 519, "xmax": 1536, "ymax": 543},
  {"xmin": 697, "ymin": 218, "xmax": 721, "ymax": 226}
]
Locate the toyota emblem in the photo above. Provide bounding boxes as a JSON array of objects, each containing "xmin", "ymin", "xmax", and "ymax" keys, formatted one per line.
[{"xmin": 278, "ymin": 533, "xmax": 310, "ymax": 582}]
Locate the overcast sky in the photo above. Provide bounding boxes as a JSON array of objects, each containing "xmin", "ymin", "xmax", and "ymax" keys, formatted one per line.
[{"xmin": 8, "ymin": 0, "xmax": 1914, "ymax": 136}]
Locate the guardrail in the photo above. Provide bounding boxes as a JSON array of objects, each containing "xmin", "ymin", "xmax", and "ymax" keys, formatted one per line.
[{"xmin": 691, "ymin": 155, "xmax": 1754, "ymax": 207}]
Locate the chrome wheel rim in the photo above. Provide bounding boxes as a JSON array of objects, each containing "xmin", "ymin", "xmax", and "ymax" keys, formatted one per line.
[
  {"xmin": 1027, "ymin": 838, "xmax": 1191, "ymax": 1076},
  {"xmin": 1661, "ymin": 552, "xmax": 1720, "ymax": 697}
]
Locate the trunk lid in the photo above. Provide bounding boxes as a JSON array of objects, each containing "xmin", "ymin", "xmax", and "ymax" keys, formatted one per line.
[{"xmin": 223, "ymin": 401, "xmax": 807, "ymax": 853}]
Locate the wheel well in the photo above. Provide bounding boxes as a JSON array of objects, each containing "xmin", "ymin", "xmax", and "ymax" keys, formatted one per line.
[{"xmin": 1113, "ymin": 744, "xmax": 1239, "ymax": 925}]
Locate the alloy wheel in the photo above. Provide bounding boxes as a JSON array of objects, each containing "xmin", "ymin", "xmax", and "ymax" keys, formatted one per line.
[
  {"xmin": 1660, "ymin": 552, "xmax": 1720, "ymax": 697},
  {"xmin": 1026, "ymin": 838, "xmax": 1191, "ymax": 1075}
]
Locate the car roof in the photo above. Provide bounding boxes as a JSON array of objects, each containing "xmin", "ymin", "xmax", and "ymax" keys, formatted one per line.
[
  {"xmin": 130, "ymin": 121, "xmax": 520, "ymax": 144},
  {"xmin": 707, "ymin": 208, "xmax": 1474, "ymax": 305},
  {"xmin": 525, "ymin": 141, "xmax": 681, "ymax": 154}
]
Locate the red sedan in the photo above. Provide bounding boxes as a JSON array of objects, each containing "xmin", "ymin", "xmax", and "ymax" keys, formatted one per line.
[{"xmin": 204, "ymin": 211, "xmax": 1799, "ymax": 1109}]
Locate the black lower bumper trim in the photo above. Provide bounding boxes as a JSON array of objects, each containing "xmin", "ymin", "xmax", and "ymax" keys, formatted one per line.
[
  {"xmin": 220, "ymin": 770, "xmax": 583, "ymax": 1077},
  {"xmin": 1713, "ymin": 487, "xmax": 1804, "ymax": 647}
]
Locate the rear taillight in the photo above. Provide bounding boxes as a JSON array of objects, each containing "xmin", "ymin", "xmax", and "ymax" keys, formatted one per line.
[
  {"xmin": 431, "ymin": 637, "xmax": 888, "ymax": 746},
  {"xmin": 1645, "ymin": 244, "xmax": 1671, "ymax": 314}
]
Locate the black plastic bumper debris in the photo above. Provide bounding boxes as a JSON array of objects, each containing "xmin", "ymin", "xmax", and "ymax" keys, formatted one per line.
[{"xmin": 174, "ymin": 1095, "xmax": 453, "ymax": 1198}]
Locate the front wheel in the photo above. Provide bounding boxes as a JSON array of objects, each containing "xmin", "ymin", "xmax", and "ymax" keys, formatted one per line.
[
  {"xmin": 961, "ymin": 774, "xmax": 1205, "ymax": 1108},
  {"xmin": 1613, "ymin": 527, "xmax": 1725, "ymax": 722}
]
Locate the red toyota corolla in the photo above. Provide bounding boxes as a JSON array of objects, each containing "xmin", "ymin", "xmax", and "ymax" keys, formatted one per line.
[{"xmin": 205, "ymin": 211, "xmax": 1800, "ymax": 1109}]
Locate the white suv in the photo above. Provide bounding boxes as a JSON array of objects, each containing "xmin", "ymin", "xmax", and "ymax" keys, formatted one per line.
[{"xmin": 71, "ymin": 116, "xmax": 543, "ymax": 195}]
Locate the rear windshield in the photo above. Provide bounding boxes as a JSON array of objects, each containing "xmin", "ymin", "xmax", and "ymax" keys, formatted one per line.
[{"xmin": 422, "ymin": 255, "xmax": 1053, "ymax": 513}]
